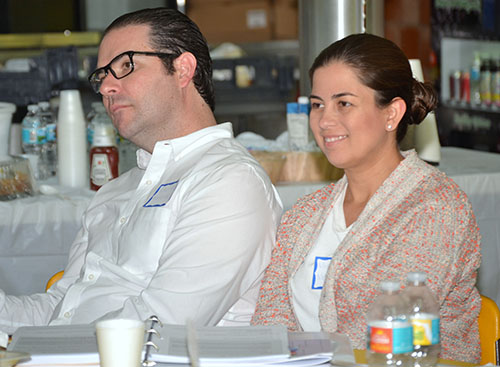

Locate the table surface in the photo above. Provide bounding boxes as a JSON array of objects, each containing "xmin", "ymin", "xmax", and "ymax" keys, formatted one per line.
[
  {"xmin": 1, "ymin": 147, "xmax": 500, "ymax": 309},
  {"xmin": 353, "ymin": 350, "xmax": 475, "ymax": 366}
]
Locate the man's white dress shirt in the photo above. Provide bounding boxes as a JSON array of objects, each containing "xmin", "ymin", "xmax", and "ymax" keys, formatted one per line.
[{"xmin": 0, "ymin": 123, "xmax": 282, "ymax": 334}]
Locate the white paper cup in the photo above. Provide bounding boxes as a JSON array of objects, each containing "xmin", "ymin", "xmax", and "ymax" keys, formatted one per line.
[
  {"xmin": 0, "ymin": 102, "xmax": 16, "ymax": 158},
  {"xmin": 57, "ymin": 89, "xmax": 88, "ymax": 188},
  {"xmin": 96, "ymin": 318, "xmax": 145, "ymax": 367}
]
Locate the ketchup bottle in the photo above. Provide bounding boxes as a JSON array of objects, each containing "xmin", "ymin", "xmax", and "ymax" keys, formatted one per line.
[{"xmin": 89, "ymin": 122, "xmax": 119, "ymax": 191}]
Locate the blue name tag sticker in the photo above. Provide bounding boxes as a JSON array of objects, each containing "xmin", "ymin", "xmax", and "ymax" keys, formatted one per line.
[
  {"xmin": 312, "ymin": 256, "xmax": 332, "ymax": 289},
  {"xmin": 143, "ymin": 181, "xmax": 179, "ymax": 208}
]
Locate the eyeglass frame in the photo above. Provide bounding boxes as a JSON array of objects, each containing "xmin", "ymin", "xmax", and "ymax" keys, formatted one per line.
[{"xmin": 88, "ymin": 50, "xmax": 179, "ymax": 94}]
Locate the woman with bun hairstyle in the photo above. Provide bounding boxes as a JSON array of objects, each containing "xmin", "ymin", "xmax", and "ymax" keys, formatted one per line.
[{"xmin": 252, "ymin": 33, "xmax": 481, "ymax": 363}]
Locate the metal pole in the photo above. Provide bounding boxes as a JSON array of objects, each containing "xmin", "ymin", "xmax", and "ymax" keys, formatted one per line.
[{"xmin": 298, "ymin": 0, "xmax": 384, "ymax": 96}]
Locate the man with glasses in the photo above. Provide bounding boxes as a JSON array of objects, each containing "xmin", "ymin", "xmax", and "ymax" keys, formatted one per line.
[{"xmin": 0, "ymin": 8, "xmax": 282, "ymax": 334}]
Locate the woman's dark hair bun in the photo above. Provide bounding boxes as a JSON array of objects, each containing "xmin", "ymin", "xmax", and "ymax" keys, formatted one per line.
[{"xmin": 409, "ymin": 80, "xmax": 438, "ymax": 125}]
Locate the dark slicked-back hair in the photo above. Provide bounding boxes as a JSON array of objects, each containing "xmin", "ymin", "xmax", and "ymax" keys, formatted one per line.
[
  {"xmin": 309, "ymin": 33, "xmax": 437, "ymax": 143},
  {"xmin": 104, "ymin": 7, "xmax": 215, "ymax": 111}
]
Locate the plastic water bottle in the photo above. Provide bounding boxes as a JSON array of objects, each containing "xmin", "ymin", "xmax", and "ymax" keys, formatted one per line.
[
  {"xmin": 402, "ymin": 272, "xmax": 440, "ymax": 367},
  {"xmin": 470, "ymin": 51, "xmax": 481, "ymax": 106},
  {"xmin": 480, "ymin": 57, "xmax": 492, "ymax": 106},
  {"xmin": 287, "ymin": 97, "xmax": 311, "ymax": 151},
  {"xmin": 367, "ymin": 281, "xmax": 413, "ymax": 367},
  {"xmin": 21, "ymin": 104, "xmax": 47, "ymax": 180},
  {"xmin": 87, "ymin": 102, "xmax": 108, "ymax": 149},
  {"xmin": 118, "ymin": 135, "xmax": 139, "ymax": 175},
  {"xmin": 39, "ymin": 101, "xmax": 57, "ymax": 177}
]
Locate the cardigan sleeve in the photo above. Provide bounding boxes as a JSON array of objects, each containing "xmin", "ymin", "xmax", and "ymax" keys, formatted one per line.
[
  {"xmin": 251, "ymin": 209, "xmax": 300, "ymax": 330},
  {"xmin": 438, "ymin": 198, "xmax": 481, "ymax": 363}
]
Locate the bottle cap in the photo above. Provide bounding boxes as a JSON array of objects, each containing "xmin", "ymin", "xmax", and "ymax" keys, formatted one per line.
[
  {"xmin": 380, "ymin": 280, "xmax": 400, "ymax": 292},
  {"xmin": 92, "ymin": 123, "xmax": 116, "ymax": 147},
  {"xmin": 38, "ymin": 101, "xmax": 50, "ymax": 110},
  {"xmin": 407, "ymin": 272, "xmax": 427, "ymax": 284},
  {"xmin": 298, "ymin": 96, "xmax": 309, "ymax": 104},
  {"xmin": 91, "ymin": 102, "xmax": 106, "ymax": 113}
]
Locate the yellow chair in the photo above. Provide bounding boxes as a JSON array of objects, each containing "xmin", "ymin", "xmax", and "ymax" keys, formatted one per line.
[
  {"xmin": 45, "ymin": 270, "xmax": 64, "ymax": 291},
  {"xmin": 479, "ymin": 294, "xmax": 500, "ymax": 365}
]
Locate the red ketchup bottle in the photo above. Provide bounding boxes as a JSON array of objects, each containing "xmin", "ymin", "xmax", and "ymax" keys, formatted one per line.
[{"xmin": 89, "ymin": 122, "xmax": 119, "ymax": 191}]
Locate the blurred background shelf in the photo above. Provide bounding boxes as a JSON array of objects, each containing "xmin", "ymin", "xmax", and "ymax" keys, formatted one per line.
[{"xmin": 0, "ymin": 32, "xmax": 100, "ymax": 49}]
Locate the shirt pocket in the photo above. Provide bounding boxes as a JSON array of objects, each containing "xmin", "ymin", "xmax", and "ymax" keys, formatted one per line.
[{"xmin": 116, "ymin": 183, "xmax": 178, "ymax": 274}]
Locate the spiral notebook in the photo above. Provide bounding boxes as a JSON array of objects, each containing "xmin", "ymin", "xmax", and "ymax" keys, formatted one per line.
[{"xmin": 8, "ymin": 315, "xmax": 335, "ymax": 367}]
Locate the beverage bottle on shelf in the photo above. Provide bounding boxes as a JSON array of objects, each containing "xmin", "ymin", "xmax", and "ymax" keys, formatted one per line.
[
  {"xmin": 460, "ymin": 71, "xmax": 470, "ymax": 104},
  {"xmin": 480, "ymin": 57, "xmax": 492, "ymax": 106},
  {"xmin": 491, "ymin": 58, "xmax": 500, "ymax": 108},
  {"xmin": 402, "ymin": 272, "xmax": 440, "ymax": 367},
  {"xmin": 367, "ymin": 281, "xmax": 413, "ymax": 367},
  {"xmin": 89, "ymin": 120, "xmax": 119, "ymax": 191},
  {"xmin": 470, "ymin": 51, "xmax": 481, "ymax": 106},
  {"xmin": 21, "ymin": 104, "xmax": 47, "ymax": 180},
  {"xmin": 38, "ymin": 101, "xmax": 57, "ymax": 177}
]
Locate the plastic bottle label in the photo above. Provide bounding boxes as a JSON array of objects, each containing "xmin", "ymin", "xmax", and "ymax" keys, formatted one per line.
[
  {"xmin": 368, "ymin": 321, "xmax": 413, "ymax": 354},
  {"xmin": 412, "ymin": 316, "xmax": 440, "ymax": 345},
  {"xmin": 22, "ymin": 128, "xmax": 37, "ymax": 144},
  {"xmin": 87, "ymin": 125, "xmax": 94, "ymax": 146},
  {"xmin": 470, "ymin": 68, "xmax": 480, "ymax": 81},
  {"xmin": 46, "ymin": 123, "xmax": 57, "ymax": 142},
  {"xmin": 91, "ymin": 153, "xmax": 112, "ymax": 187},
  {"xmin": 36, "ymin": 127, "xmax": 46, "ymax": 144}
]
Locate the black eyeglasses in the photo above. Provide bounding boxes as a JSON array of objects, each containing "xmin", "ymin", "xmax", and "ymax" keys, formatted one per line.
[{"xmin": 88, "ymin": 50, "xmax": 178, "ymax": 93}]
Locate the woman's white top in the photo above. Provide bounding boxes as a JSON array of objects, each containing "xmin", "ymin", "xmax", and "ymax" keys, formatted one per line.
[{"xmin": 291, "ymin": 183, "xmax": 351, "ymax": 331}]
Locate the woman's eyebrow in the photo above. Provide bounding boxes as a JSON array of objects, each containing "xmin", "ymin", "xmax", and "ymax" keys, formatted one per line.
[{"xmin": 309, "ymin": 92, "xmax": 358, "ymax": 101}]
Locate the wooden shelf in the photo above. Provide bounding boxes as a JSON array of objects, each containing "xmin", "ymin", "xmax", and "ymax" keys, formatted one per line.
[{"xmin": 0, "ymin": 32, "xmax": 101, "ymax": 49}]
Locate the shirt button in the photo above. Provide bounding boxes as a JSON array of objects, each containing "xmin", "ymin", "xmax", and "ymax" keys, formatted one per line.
[
  {"xmin": 64, "ymin": 312, "xmax": 71, "ymax": 318},
  {"xmin": 146, "ymin": 180, "xmax": 152, "ymax": 185},
  {"xmin": 88, "ymin": 274, "xmax": 95, "ymax": 280},
  {"xmin": 120, "ymin": 217, "xmax": 126, "ymax": 224}
]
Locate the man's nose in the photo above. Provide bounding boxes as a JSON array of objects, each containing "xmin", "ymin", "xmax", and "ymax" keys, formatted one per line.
[{"xmin": 99, "ymin": 73, "xmax": 120, "ymax": 96}]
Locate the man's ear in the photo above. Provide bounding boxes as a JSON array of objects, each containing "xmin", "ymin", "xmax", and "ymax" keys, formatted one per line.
[
  {"xmin": 385, "ymin": 97, "xmax": 406, "ymax": 132},
  {"xmin": 174, "ymin": 52, "xmax": 197, "ymax": 88}
]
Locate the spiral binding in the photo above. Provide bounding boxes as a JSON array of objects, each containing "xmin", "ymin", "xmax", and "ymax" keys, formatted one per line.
[{"xmin": 142, "ymin": 315, "xmax": 163, "ymax": 367}]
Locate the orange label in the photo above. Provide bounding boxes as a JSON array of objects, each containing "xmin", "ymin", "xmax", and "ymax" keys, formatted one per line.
[{"xmin": 370, "ymin": 327, "xmax": 392, "ymax": 353}]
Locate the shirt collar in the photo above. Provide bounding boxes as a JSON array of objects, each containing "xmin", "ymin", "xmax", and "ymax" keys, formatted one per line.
[{"xmin": 136, "ymin": 122, "xmax": 234, "ymax": 169}]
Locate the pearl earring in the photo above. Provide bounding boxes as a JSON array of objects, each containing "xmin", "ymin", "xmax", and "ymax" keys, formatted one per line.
[{"xmin": 387, "ymin": 124, "xmax": 392, "ymax": 130}]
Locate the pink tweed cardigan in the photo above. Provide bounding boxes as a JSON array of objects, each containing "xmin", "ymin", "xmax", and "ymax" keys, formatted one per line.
[{"xmin": 252, "ymin": 150, "xmax": 481, "ymax": 363}]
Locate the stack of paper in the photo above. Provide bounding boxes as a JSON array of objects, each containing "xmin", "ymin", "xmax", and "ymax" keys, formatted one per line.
[{"xmin": 7, "ymin": 323, "xmax": 340, "ymax": 367}]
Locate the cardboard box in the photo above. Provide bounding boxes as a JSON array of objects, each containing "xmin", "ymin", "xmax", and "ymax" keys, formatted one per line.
[
  {"xmin": 250, "ymin": 151, "xmax": 344, "ymax": 183},
  {"xmin": 187, "ymin": 0, "xmax": 273, "ymax": 44},
  {"xmin": 273, "ymin": 0, "xmax": 298, "ymax": 40}
]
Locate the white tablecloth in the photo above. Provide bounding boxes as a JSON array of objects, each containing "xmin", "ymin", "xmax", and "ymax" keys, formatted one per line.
[
  {"xmin": 1, "ymin": 147, "xmax": 499, "ymax": 307},
  {"xmin": 0, "ymin": 181, "xmax": 93, "ymax": 296}
]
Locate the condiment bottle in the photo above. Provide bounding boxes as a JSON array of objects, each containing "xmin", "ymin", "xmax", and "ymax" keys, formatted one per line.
[{"xmin": 89, "ymin": 122, "xmax": 119, "ymax": 191}]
